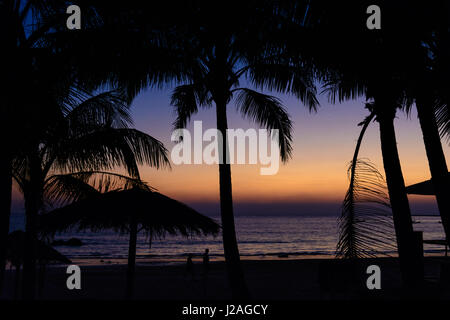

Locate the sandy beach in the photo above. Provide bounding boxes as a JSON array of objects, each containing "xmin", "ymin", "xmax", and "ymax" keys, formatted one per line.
[{"xmin": 2, "ymin": 257, "xmax": 450, "ymax": 300}]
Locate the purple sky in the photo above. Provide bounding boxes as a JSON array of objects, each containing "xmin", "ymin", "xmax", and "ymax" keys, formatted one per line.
[{"xmin": 11, "ymin": 85, "xmax": 448, "ymax": 216}]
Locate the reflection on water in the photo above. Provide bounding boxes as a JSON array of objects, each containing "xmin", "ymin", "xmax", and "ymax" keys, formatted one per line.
[{"xmin": 9, "ymin": 213, "xmax": 447, "ymax": 264}]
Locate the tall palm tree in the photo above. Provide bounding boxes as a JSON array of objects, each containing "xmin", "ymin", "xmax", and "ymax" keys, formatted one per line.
[
  {"xmin": 318, "ymin": 0, "xmax": 450, "ymax": 264},
  {"xmin": 0, "ymin": 0, "xmax": 81, "ymax": 293},
  {"xmin": 12, "ymin": 0, "xmax": 315, "ymax": 298},
  {"xmin": 166, "ymin": 1, "xmax": 317, "ymax": 298},
  {"xmin": 1, "ymin": 0, "xmax": 178, "ymax": 297},
  {"xmin": 372, "ymin": 87, "xmax": 422, "ymax": 283},
  {"xmin": 416, "ymin": 98, "xmax": 450, "ymax": 244},
  {"xmin": 403, "ymin": 7, "xmax": 450, "ymax": 246},
  {"xmin": 414, "ymin": 85, "xmax": 450, "ymax": 247},
  {"xmin": 336, "ymin": 111, "xmax": 397, "ymax": 259},
  {"xmin": 12, "ymin": 85, "xmax": 169, "ymax": 299},
  {"xmin": 299, "ymin": 0, "xmax": 424, "ymax": 285},
  {"xmin": 325, "ymin": 77, "xmax": 422, "ymax": 285}
]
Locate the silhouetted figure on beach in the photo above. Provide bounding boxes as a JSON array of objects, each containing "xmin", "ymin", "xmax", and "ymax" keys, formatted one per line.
[
  {"xmin": 202, "ymin": 249, "xmax": 210, "ymax": 276},
  {"xmin": 185, "ymin": 254, "xmax": 195, "ymax": 279}
]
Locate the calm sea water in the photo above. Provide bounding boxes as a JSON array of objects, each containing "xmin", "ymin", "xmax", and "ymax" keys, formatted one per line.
[{"xmin": 9, "ymin": 213, "xmax": 447, "ymax": 265}]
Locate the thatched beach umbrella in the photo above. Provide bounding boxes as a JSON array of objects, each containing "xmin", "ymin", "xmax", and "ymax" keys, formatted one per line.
[
  {"xmin": 405, "ymin": 173, "xmax": 450, "ymax": 195},
  {"xmin": 39, "ymin": 188, "xmax": 220, "ymax": 298}
]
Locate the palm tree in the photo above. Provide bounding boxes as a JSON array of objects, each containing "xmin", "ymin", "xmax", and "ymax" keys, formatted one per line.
[
  {"xmin": 1, "ymin": 0, "xmax": 179, "ymax": 298},
  {"xmin": 313, "ymin": 1, "xmax": 450, "ymax": 273},
  {"xmin": 373, "ymin": 88, "xmax": 423, "ymax": 283},
  {"xmin": 2, "ymin": 0, "xmax": 201, "ymax": 298},
  {"xmin": 0, "ymin": 0, "xmax": 82, "ymax": 294},
  {"xmin": 0, "ymin": 0, "xmax": 157, "ymax": 292},
  {"xmin": 327, "ymin": 79, "xmax": 422, "ymax": 285},
  {"xmin": 12, "ymin": 86, "xmax": 169, "ymax": 299},
  {"xmin": 0, "ymin": 0, "xmax": 31, "ymax": 291},
  {"xmin": 336, "ymin": 111, "xmax": 397, "ymax": 259},
  {"xmin": 404, "ymin": 7, "xmax": 450, "ymax": 246},
  {"xmin": 414, "ymin": 86, "xmax": 450, "ymax": 247},
  {"xmin": 299, "ymin": 0, "xmax": 424, "ymax": 285},
  {"xmin": 39, "ymin": 183, "xmax": 220, "ymax": 298},
  {"xmin": 165, "ymin": 1, "xmax": 317, "ymax": 298},
  {"xmin": 4, "ymin": 1, "xmax": 315, "ymax": 298}
]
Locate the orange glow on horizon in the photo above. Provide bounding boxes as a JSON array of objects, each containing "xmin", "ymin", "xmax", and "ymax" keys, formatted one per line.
[{"xmin": 9, "ymin": 97, "xmax": 449, "ymax": 214}]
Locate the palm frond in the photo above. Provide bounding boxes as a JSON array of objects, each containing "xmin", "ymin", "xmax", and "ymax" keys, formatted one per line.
[
  {"xmin": 171, "ymin": 83, "xmax": 212, "ymax": 130},
  {"xmin": 247, "ymin": 62, "xmax": 319, "ymax": 111},
  {"xmin": 234, "ymin": 88, "xmax": 293, "ymax": 162},
  {"xmin": 435, "ymin": 96, "xmax": 450, "ymax": 143},
  {"xmin": 64, "ymin": 88, "xmax": 133, "ymax": 130},
  {"xmin": 337, "ymin": 112, "xmax": 396, "ymax": 259},
  {"xmin": 47, "ymin": 22, "xmax": 195, "ymax": 100},
  {"xmin": 49, "ymin": 128, "xmax": 170, "ymax": 177},
  {"xmin": 11, "ymin": 156, "xmax": 28, "ymax": 194},
  {"xmin": 321, "ymin": 72, "xmax": 366, "ymax": 104},
  {"xmin": 43, "ymin": 171, "xmax": 152, "ymax": 207},
  {"xmin": 43, "ymin": 173, "xmax": 100, "ymax": 207},
  {"xmin": 337, "ymin": 159, "xmax": 397, "ymax": 259}
]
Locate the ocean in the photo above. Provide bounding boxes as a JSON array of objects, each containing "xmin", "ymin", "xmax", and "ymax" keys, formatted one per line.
[{"xmin": 9, "ymin": 213, "xmax": 447, "ymax": 265}]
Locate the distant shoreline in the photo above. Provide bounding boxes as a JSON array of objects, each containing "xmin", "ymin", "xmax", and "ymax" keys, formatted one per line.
[{"xmin": 23, "ymin": 251, "xmax": 448, "ymax": 268}]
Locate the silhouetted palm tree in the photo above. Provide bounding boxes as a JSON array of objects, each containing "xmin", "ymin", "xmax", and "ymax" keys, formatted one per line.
[
  {"xmin": 302, "ymin": 0, "xmax": 423, "ymax": 285},
  {"xmin": 40, "ymin": 0, "xmax": 317, "ymax": 298},
  {"xmin": 314, "ymin": 1, "xmax": 450, "ymax": 272},
  {"xmin": 0, "ymin": 0, "xmax": 85, "ymax": 295},
  {"xmin": 1, "ymin": 0, "xmax": 178, "ymax": 298},
  {"xmin": 401, "ymin": 5, "xmax": 450, "ymax": 246},
  {"xmin": 5, "ymin": 1, "xmax": 315, "ymax": 298},
  {"xmin": 165, "ymin": 1, "xmax": 317, "ymax": 298},
  {"xmin": 415, "ymin": 95, "xmax": 450, "ymax": 246},
  {"xmin": 330, "ymin": 1, "xmax": 450, "ymax": 256},
  {"xmin": 336, "ymin": 111, "xmax": 397, "ymax": 258},
  {"xmin": 328, "ymin": 81, "xmax": 422, "ymax": 286},
  {"xmin": 12, "ymin": 86, "xmax": 169, "ymax": 299}
]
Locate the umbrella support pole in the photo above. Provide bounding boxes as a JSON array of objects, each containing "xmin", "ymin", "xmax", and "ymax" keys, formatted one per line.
[{"xmin": 126, "ymin": 221, "xmax": 138, "ymax": 299}]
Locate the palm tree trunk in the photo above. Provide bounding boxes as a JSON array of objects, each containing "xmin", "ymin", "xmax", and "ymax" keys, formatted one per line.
[
  {"xmin": 415, "ymin": 97, "xmax": 450, "ymax": 246},
  {"xmin": 38, "ymin": 262, "xmax": 46, "ymax": 297},
  {"xmin": 377, "ymin": 106, "xmax": 423, "ymax": 287},
  {"xmin": 22, "ymin": 195, "xmax": 38, "ymax": 300},
  {"xmin": 0, "ymin": 154, "xmax": 12, "ymax": 294},
  {"xmin": 126, "ymin": 219, "xmax": 138, "ymax": 298},
  {"xmin": 22, "ymin": 154, "xmax": 41, "ymax": 300},
  {"xmin": 14, "ymin": 265, "xmax": 21, "ymax": 300},
  {"xmin": 215, "ymin": 98, "xmax": 249, "ymax": 299}
]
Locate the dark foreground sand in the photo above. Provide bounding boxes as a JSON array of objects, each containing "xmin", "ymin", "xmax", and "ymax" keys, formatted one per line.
[{"xmin": 2, "ymin": 257, "xmax": 450, "ymax": 300}]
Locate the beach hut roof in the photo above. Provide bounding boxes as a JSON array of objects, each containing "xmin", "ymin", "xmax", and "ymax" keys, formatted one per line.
[
  {"xmin": 405, "ymin": 172, "xmax": 450, "ymax": 195},
  {"xmin": 40, "ymin": 188, "xmax": 220, "ymax": 238}
]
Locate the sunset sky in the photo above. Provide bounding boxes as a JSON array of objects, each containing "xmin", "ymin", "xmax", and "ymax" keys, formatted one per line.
[{"xmin": 12, "ymin": 84, "xmax": 449, "ymax": 216}]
